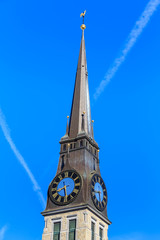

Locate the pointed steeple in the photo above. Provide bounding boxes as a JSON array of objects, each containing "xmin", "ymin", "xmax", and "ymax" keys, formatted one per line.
[
  {"xmin": 42, "ymin": 14, "xmax": 111, "ymax": 226},
  {"xmin": 69, "ymin": 29, "xmax": 92, "ymax": 139}
]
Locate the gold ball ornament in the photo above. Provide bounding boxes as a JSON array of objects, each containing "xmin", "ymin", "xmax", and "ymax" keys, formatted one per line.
[{"xmin": 80, "ymin": 24, "xmax": 86, "ymax": 30}]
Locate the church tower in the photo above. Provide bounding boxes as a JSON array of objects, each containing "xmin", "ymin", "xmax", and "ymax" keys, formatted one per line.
[{"xmin": 41, "ymin": 12, "xmax": 111, "ymax": 240}]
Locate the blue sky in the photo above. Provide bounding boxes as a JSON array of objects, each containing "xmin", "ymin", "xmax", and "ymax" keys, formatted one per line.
[{"xmin": 0, "ymin": 0, "xmax": 160, "ymax": 240}]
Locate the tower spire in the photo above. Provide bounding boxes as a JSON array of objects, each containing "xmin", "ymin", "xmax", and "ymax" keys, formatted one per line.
[
  {"xmin": 42, "ymin": 14, "xmax": 111, "ymax": 237},
  {"xmin": 68, "ymin": 17, "xmax": 92, "ymax": 139}
]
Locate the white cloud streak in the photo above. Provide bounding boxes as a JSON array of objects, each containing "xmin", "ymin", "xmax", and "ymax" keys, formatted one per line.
[
  {"xmin": 0, "ymin": 108, "xmax": 46, "ymax": 209},
  {"xmin": 0, "ymin": 225, "xmax": 7, "ymax": 240},
  {"xmin": 94, "ymin": 0, "xmax": 160, "ymax": 100}
]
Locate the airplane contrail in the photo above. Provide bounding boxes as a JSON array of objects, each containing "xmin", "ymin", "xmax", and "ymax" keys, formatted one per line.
[
  {"xmin": 0, "ymin": 225, "xmax": 7, "ymax": 240},
  {"xmin": 94, "ymin": 0, "xmax": 160, "ymax": 100},
  {"xmin": 0, "ymin": 108, "xmax": 46, "ymax": 209}
]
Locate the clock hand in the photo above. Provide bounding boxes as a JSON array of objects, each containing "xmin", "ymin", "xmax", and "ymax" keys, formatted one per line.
[
  {"xmin": 64, "ymin": 186, "xmax": 67, "ymax": 197},
  {"xmin": 57, "ymin": 186, "xmax": 65, "ymax": 192},
  {"xmin": 98, "ymin": 191, "xmax": 101, "ymax": 203},
  {"xmin": 94, "ymin": 190, "xmax": 102, "ymax": 202},
  {"xmin": 57, "ymin": 184, "xmax": 70, "ymax": 196},
  {"xmin": 94, "ymin": 190, "xmax": 101, "ymax": 194},
  {"xmin": 94, "ymin": 190, "xmax": 99, "ymax": 193}
]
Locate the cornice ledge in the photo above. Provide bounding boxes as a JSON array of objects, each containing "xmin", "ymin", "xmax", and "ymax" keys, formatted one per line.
[
  {"xmin": 59, "ymin": 134, "xmax": 99, "ymax": 149},
  {"xmin": 41, "ymin": 204, "xmax": 112, "ymax": 225}
]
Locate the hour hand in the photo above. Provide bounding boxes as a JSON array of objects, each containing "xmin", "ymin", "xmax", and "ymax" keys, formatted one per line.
[
  {"xmin": 94, "ymin": 190, "xmax": 101, "ymax": 202},
  {"xmin": 57, "ymin": 186, "xmax": 65, "ymax": 192},
  {"xmin": 98, "ymin": 192, "xmax": 101, "ymax": 203},
  {"xmin": 94, "ymin": 190, "xmax": 101, "ymax": 194}
]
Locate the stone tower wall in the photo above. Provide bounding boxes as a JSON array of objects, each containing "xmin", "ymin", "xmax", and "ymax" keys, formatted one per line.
[{"xmin": 42, "ymin": 208, "xmax": 109, "ymax": 240}]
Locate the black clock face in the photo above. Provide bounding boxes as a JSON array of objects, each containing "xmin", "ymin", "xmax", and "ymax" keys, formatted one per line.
[
  {"xmin": 49, "ymin": 170, "xmax": 82, "ymax": 205},
  {"xmin": 91, "ymin": 174, "xmax": 107, "ymax": 211}
]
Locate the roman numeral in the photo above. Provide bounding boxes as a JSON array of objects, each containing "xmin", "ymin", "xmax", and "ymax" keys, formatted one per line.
[
  {"xmin": 73, "ymin": 189, "xmax": 79, "ymax": 194},
  {"xmin": 75, "ymin": 182, "xmax": 80, "ymax": 187},
  {"xmin": 70, "ymin": 195, "xmax": 74, "ymax": 200},
  {"xmin": 92, "ymin": 180, "xmax": 95, "ymax": 186},
  {"xmin": 64, "ymin": 172, "xmax": 68, "ymax": 178},
  {"xmin": 52, "ymin": 192, "xmax": 58, "ymax": 198},
  {"xmin": 57, "ymin": 196, "xmax": 61, "ymax": 202},
  {"xmin": 94, "ymin": 176, "xmax": 97, "ymax": 182},
  {"xmin": 58, "ymin": 175, "xmax": 63, "ymax": 181},
  {"xmin": 70, "ymin": 172, "xmax": 74, "ymax": 178},
  {"xmin": 74, "ymin": 176, "xmax": 79, "ymax": 181}
]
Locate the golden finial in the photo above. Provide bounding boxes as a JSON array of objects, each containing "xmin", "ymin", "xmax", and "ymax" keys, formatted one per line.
[
  {"xmin": 80, "ymin": 10, "xmax": 86, "ymax": 18},
  {"xmin": 65, "ymin": 116, "xmax": 69, "ymax": 136},
  {"xmin": 91, "ymin": 120, "xmax": 94, "ymax": 138},
  {"xmin": 67, "ymin": 143, "xmax": 70, "ymax": 154},
  {"xmin": 80, "ymin": 10, "xmax": 86, "ymax": 30},
  {"xmin": 97, "ymin": 149, "xmax": 100, "ymax": 152},
  {"xmin": 83, "ymin": 111, "xmax": 86, "ymax": 114}
]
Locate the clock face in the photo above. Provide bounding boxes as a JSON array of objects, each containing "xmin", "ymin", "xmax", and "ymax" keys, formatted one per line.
[
  {"xmin": 49, "ymin": 170, "xmax": 81, "ymax": 205},
  {"xmin": 91, "ymin": 174, "xmax": 107, "ymax": 211}
]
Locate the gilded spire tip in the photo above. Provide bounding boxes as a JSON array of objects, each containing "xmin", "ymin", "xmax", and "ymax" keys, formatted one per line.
[{"xmin": 80, "ymin": 10, "xmax": 86, "ymax": 30}]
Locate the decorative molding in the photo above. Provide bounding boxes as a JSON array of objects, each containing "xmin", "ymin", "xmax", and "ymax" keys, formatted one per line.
[
  {"xmin": 67, "ymin": 214, "xmax": 77, "ymax": 218},
  {"xmin": 41, "ymin": 204, "xmax": 112, "ymax": 225}
]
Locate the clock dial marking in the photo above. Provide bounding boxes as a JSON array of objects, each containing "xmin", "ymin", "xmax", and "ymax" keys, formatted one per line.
[
  {"xmin": 52, "ymin": 192, "xmax": 58, "ymax": 198},
  {"xmin": 49, "ymin": 170, "xmax": 82, "ymax": 206},
  {"xmin": 91, "ymin": 174, "xmax": 107, "ymax": 211},
  {"xmin": 64, "ymin": 171, "xmax": 68, "ymax": 178}
]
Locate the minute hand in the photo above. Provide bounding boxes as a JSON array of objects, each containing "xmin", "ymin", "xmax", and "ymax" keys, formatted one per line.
[{"xmin": 94, "ymin": 190, "xmax": 101, "ymax": 202}]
